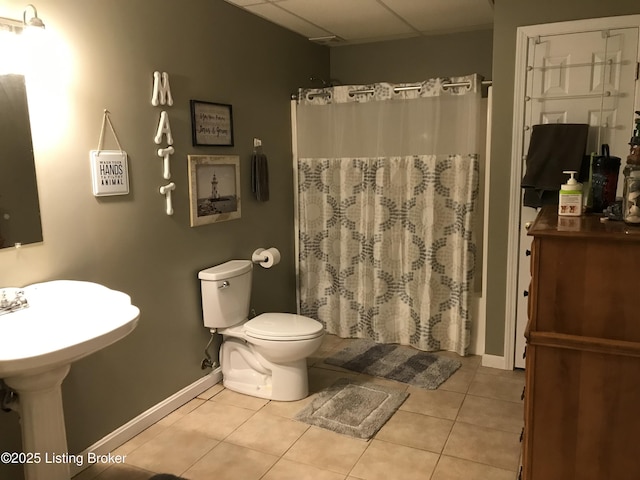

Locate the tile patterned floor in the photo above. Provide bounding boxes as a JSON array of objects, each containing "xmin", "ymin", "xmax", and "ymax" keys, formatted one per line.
[{"xmin": 73, "ymin": 335, "xmax": 525, "ymax": 480}]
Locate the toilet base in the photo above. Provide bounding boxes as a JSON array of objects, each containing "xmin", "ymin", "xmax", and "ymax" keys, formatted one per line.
[{"xmin": 221, "ymin": 339, "xmax": 310, "ymax": 401}]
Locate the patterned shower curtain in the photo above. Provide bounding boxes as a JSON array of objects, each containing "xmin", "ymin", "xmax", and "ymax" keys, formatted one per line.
[{"xmin": 295, "ymin": 75, "xmax": 481, "ymax": 355}]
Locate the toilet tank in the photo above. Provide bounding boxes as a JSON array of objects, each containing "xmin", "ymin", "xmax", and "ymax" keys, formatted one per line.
[{"xmin": 198, "ymin": 260, "xmax": 252, "ymax": 329}]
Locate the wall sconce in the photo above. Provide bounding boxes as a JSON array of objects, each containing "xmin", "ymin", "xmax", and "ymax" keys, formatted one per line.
[
  {"xmin": 0, "ymin": 4, "xmax": 45, "ymax": 34},
  {"xmin": 23, "ymin": 5, "xmax": 44, "ymax": 28}
]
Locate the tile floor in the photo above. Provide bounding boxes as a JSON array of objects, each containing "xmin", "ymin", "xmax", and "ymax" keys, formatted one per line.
[{"xmin": 73, "ymin": 335, "xmax": 525, "ymax": 480}]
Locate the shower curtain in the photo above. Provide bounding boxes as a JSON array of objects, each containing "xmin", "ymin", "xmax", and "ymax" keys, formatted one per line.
[{"xmin": 295, "ymin": 74, "xmax": 481, "ymax": 355}]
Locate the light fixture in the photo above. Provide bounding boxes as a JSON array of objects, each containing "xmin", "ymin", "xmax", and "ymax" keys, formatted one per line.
[
  {"xmin": 22, "ymin": 4, "xmax": 44, "ymax": 28},
  {"xmin": 0, "ymin": 4, "xmax": 45, "ymax": 34}
]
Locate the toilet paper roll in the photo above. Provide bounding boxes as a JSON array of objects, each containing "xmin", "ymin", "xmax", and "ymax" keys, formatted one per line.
[{"xmin": 252, "ymin": 247, "xmax": 281, "ymax": 268}]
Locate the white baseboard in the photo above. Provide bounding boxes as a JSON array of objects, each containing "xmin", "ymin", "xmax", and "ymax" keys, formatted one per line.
[
  {"xmin": 70, "ymin": 368, "xmax": 222, "ymax": 477},
  {"xmin": 481, "ymin": 353, "xmax": 508, "ymax": 369}
]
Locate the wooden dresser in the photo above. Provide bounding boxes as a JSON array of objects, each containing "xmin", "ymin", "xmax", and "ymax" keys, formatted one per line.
[{"xmin": 523, "ymin": 207, "xmax": 640, "ymax": 480}]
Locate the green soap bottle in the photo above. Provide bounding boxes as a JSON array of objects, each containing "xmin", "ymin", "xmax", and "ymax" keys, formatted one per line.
[{"xmin": 558, "ymin": 170, "xmax": 583, "ymax": 217}]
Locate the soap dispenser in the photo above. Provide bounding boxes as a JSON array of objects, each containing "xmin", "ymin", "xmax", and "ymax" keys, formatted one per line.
[{"xmin": 558, "ymin": 170, "xmax": 583, "ymax": 217}]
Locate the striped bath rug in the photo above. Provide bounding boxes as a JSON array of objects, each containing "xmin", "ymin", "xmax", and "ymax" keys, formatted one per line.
[{"xmin": 325, "ymin": 339, "xmax": 461, "ymax": 389}]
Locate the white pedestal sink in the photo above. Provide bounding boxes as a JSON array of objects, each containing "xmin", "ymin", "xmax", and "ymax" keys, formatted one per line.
[{"xmin": 0, "ymin": 280, "xmax": 140, "ymax": 480}]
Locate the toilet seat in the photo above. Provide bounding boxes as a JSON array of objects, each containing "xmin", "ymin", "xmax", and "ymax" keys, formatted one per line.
[{"xmin": 244, "ymin": 313, "xmax": 323, "ymax": 341}]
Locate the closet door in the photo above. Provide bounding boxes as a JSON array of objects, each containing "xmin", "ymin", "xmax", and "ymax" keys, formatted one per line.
[{"xmin": 514, "ymin": 27, "xmax": 639, "ymax": 368}]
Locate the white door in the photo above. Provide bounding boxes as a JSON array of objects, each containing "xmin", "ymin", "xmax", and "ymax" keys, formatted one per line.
[{"xmin": 514, "ymin": 27, "xmax": 639, "ymax": 368}]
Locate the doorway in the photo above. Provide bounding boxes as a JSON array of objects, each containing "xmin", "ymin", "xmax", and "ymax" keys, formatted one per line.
[{"xmin": 507, "ymin": 16, "xmax": 640, "ymax": 368}]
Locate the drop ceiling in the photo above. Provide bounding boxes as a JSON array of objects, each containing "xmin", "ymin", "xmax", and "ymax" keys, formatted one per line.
[{"xmin": 224, "ymin": 0, "xmax": 494, "ymax": 45}]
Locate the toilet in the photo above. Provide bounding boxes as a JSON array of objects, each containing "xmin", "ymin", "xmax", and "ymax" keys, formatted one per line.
[{"xmin": 199, "ymin": 259, "xmax": 324, "ymax": 401}]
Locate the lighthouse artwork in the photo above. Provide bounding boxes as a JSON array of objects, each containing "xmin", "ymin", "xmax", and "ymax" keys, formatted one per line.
[
  {"xmin": 197, "ymin": 168, "xmax": 237, "ymax": 216},
  {"xmin": 188, "ymin": 155, "xmax": 241, "ymax": 226},
  {"xmin": 211, "ymin": 172, "xmax": 220, "ymax": 199}
]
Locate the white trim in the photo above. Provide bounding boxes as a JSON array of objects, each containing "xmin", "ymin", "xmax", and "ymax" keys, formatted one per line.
[
  {"xmin": 504, "ymin": 29, "xmax": 530, "ymax": 372},
  {"xmin": 69, "ymin": 368, "xmax": 222, "ymax": 477},
  {"xmin": 473, "ymin": 85, "xmax": 493, "ymax": 358},
  {"xmin": 505, "ymin": 14, "xmax": 640, "ymax": 371},
  {"xmin": 481, "ymin": 86, "xmax": 492, "ymax": 303},
  {"xmin": 291, "ymin": 99, "xmax": 301, "ymax": 314},
  {"xmin": 482, "ymin": 353, "xmax": 508, "ymax": 369}
]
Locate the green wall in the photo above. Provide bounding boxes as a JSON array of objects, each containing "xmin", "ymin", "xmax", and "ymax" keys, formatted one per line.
[
  {"xmin": 330, "ymin": 29, "xmax": 493, "ymax": 85},
  {"xmin": 0, "ymin": 1, "xmax": 328, "ymax": 478},
  {"xmin": 486, "ymin": 0, "xmax": 640, "ymax": 356}
]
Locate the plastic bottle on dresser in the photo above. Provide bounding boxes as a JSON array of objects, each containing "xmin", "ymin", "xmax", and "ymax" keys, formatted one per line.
[{"xmin": 558, "ymin": 170, "xmax": 583, "ymax": 217}]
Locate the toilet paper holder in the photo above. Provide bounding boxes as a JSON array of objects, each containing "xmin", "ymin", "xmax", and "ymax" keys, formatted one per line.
[{"xmin": 251, "ymin": 248, "xmax": 281, "ymax": 268}]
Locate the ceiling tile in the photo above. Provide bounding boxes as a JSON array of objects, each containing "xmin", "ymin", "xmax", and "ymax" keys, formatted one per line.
[
  {"xmin": 224, "ymin": 0, "xmax": 494, "ymax": 45},
  {"xmin": 245, "ymin": 3, "xmax": 332, "ymax": 39},
  {"xmin": 383, "ymin": 0, "xmax": 493, "ymax": 32},
  {"xmin": 278, "ymin": 0, "xmax": 417, "ymax": 40}
]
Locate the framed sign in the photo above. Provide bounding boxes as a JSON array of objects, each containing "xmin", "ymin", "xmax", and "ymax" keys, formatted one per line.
[
  {"xmin": 188, "ymin": 155, "xmax": 241, "ymax": 226},
  {"xmin": 89, "ymin": 150, "xmax": 129, "ymax": 196},
  {"xmin": 190, "ymin": 100, "xmax": 234, "ymax": 146}
]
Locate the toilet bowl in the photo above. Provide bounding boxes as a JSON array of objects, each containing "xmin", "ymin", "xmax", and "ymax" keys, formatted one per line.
[{"xmin": 199, "ymin": 260, "xmax": 324, "ymax": 401}]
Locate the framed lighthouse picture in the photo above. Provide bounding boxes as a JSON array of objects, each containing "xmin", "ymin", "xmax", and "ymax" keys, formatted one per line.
[{"xmin": 188, "ymin": 155, "xmax": 241, "ymax": 227}]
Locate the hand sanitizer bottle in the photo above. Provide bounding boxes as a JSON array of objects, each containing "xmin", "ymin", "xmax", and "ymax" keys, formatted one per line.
[{"xmin": 558, "ymin": 170, "xmax": 583, "ymax": 217}]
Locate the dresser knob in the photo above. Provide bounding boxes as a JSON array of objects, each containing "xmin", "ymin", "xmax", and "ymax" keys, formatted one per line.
[
  {"xmin": 523, "ymin": 290, "xmax": 529, "ymax": 297},
  {"xmin": 520, "ymin": 427, "xmax": 524, "ymax": 442},
  {"xmin": 525, "ymin": 249, "xmax": 531, "ymax": 256},
  {"xmin": 521, "ymin": 386, "xmax": 525, "ymax": 400}
]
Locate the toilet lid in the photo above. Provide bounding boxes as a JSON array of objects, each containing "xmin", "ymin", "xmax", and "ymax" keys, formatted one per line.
[{"xmin": 244, "ymin": 313, "xmax": 324, "ymax": 341}]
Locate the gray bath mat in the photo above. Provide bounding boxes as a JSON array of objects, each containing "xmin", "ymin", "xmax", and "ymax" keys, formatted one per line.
[
  {"xmin": 325, "ymin": 338, "xmax": 461, "ymax": 389},
  {"xmin": 295, "ymin": 378, "xmax": 408, "ymax": 439}
]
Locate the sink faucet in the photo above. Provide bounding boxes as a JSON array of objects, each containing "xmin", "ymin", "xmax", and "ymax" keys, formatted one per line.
[{"xmin": 0, "ymin": 289, "xmax": 29, "ymax": 316}]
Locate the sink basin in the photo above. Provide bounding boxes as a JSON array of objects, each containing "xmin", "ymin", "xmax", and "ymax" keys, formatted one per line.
[
  {"xmin": 0, "ymin": 280, "xmax": 140, "ymax": 480},
  {"xmin": 0, "ymin": 280, "xmax": 139, "ymax": 377}
]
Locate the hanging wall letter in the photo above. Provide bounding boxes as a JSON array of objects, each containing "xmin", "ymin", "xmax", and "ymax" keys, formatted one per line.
[
  {"xmin": 157, "ymin": 146, "xmax": 174, "ymax": 180},
  {"xmin": 151, "ymin": 71, "xmax": 173, "ymax": 107},
  {"xmin": 159, "ymin": 182, "xmax": 176, "ymax": 215},
  {"xmin": 152, "ymin": 71, "xmax": 175, "ymax": 215},
  {"xmin": 154, "ymin": 111, "xmax": 173, "ymax": 145}
]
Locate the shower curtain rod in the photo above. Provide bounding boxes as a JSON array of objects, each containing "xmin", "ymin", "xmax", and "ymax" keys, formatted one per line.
[
  {"xmin": 292, "ymin": 80, "xmax": 492, "ymax": 100},
  {"xmin": 346, "ymin": 80, "xmax": 493, "ymax": 96}
]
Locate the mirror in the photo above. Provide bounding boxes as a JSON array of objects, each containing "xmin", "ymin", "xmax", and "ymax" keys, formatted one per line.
[{"xmin": 0, "ymin": 74, "xmax": 43, "ymax": 249}]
